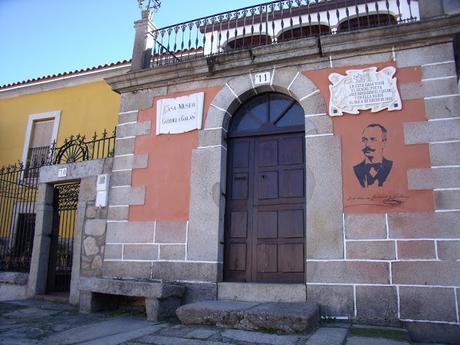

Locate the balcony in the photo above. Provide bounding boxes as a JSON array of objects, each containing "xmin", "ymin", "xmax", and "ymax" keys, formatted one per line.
[{"xmin": 150, "ymin": 0, "xmax": 419, "ymax": 67}]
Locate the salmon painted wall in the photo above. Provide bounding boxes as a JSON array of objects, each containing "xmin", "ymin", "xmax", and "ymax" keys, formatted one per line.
[
  {"xmin": 130, "ymin": 86, "xmax": 223, "ymax": 222},
  {"xmin": 0, "ymin": 81, "xmax": 119, "ymax": 167},
  {"xmin": 305, "ymin": 63, "xmax": 434, "ymax": 213}
]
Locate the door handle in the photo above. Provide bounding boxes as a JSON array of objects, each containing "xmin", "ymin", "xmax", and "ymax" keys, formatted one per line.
[{"xmin": 235, "ymin": 176, "xmax": 246, "ymax": 180}]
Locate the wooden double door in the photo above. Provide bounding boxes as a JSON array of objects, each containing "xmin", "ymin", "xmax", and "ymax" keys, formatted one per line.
[{"xmin": 224, "ymin": 132, "xmax": 306, "ymax": 283}]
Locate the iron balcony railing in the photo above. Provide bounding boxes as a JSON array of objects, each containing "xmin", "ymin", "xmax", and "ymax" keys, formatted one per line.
[
  {"xmin": 151, "ymin": 0, "xmax": 419, "ymax": 67},
  {"xmin": 49, "ymin": 129, "xmax": 116, "ymax": 165}
]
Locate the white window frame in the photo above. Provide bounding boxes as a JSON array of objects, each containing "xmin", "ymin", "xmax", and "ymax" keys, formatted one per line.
[{"xmin": 21, "ymin": 110, "xmax": 61, "ymax": 165}]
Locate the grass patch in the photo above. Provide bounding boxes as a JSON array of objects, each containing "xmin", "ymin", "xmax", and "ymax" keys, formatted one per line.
[{"xmin": 350, "ymin": 327, "xmax": 408, "ymax": 341}]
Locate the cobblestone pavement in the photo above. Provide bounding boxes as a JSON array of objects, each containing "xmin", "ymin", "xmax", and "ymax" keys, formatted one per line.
[{"xmin": 0, "ymin": 299, "xmax": 444, "ymax": 345}]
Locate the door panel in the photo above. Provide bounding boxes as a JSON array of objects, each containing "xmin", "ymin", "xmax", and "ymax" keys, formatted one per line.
[
  {"xmin": 225, "ymin": 132, "xmax": 305, "ymax": 283},
  {"xmin": 230, "ymin": 212, "xmax": 248, "ymax": 238}
]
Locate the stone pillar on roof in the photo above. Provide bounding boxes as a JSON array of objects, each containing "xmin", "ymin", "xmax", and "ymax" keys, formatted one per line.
[{"xmin": 131, "ymin": 10, "xmax": 157, "ymax": 71}]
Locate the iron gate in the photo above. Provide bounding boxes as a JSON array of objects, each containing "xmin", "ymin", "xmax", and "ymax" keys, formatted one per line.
[{"xmin": 47, "ymin": 182, "xmax": 79, "ymax": 293}]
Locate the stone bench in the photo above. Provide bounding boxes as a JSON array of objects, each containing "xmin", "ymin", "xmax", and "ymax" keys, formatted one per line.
[{"xmin": 79, "ymin": 277, "xmax": 185, "ymax": 321}]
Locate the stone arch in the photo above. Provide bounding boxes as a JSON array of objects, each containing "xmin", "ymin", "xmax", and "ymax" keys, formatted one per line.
[{"xmin": 204, "ymin": 68, "xmax": 330, "ymax": 137}]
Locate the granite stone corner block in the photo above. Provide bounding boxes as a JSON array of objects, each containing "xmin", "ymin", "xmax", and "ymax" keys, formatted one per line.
[
  {"xmin": 434, "ymin": 190, "xmax": 460, "ymax": 210},
  {"xmin": 408, "ymin": 167, "xmax": 460, "ymax": 190},
  {"xmin": 84, "ymin": 219, "xmax": 106, "ymax": 237},
  {"xmin": 305, "ymin": 115, "xmax": 333, "ymax": 136},
  {"xmin": 423, "ymin": 78, "xmax": 459, "ymax": 98},
  {"xmin": 345, "ymin": 214, "xmax": 387, "ymax": 239},
  {"xmin": 118, "ymin": 111, "xmax": 138, "ymax": 124},
  {"xmin": 346, "ymin": 241, "xmax": 395, "ymax": 260},
  {"xmin": 430, "ymin": 142, "xmax": 460, "ymax": 166},
  {"xmin": 116, "ymin": 122, "xmax": 143, "ymax": 138},
  {"xmin": 425, "ymin": 95, "xmax": 460, "ymax": 119},
  {"xmin": 112, "ymin": 154, "xmax": 148, "ymax": 171},
  {"xmin": 388, "ymin": 212, "xmax": 460, "ymax": 238},
  {"xmin": 104, "ymin": 244, "xmax": 122, "ymax": 260},
  {"xmin": 110, "ymin": 170, "xmax": 132, "ymax": 187},
  {"xmin": 397, "ymin": 240, "xmax": 436, "ymax": 260},
  {"xmin": 437, "ymin": 240, "xmax": 460, "ymax": 260},
  {"xmin": 210, "ymin": 84, "xmax": 240, "ymax": 116},
  {"xmin": 159, "ymin": 245, "xmax": 186, "ymax": 260},
  {"xmin": 404, "ymin": 120, "xmax": 460, "ymax": 145},
  {"xmin": 123, "ymin": 244, "xmax": 158, "ymax": 260},
  {"xmin": 114, "ymin": 137, "xmax": 135, "ymax": 156},
  {"xmin": 307, "ymin": 261, "xmax": 390, "ymax": 284},
  {"xmin": 306, "ymin": 284, "xmax": 354, "ymax": 317},
  {"xmin": 155, "ymin": 221, "xmax": 187, "ymax": 243},
  {"xmin": 306, "ymin": 135, "xmax": 344, "ymax": 259},
  {"xmin": 198, "ymin": 128, "xmax": 226, "ymax": 147},
  {"xmin": 399, "ymin": 286, "xmax": 457, "ymax": 322},
  {"xmin": 120, "ymin": 88, "xmax": 167, "ymax": 112},
  {"xmin": 107, "ymin": 206, "xmax": 129, "ymax": 221},
  {"xmin": 109, "ymin": 186, "xmax": 145, "ymax": 206},
  {"xmin": 422, "ymin": 62, "xmax": 457, "ymax": 80},
  {"xmin": 204, "ymin": 105, "xmax": 230, "ymax": 130},
  {"xmin": 356, "ymin": 286, "xmax": 398, "ymax": 324},
  {"xmin": 396, "ymin": 43, "xmax": 454, "ymax": 68},
  {"xmin": 227, "ymin": 74, "xmax": 255, "ymax": 103},
  {"xmin": 400, "ymin": 78, "xmax": 458, "ymax": 100},
  {"xmin": 392, "ymin": 261, "xmax": 460, "ymax": 286},
  {"xmin": 106, "ymin": 221, "xmax": 155, "ymax": 244}
]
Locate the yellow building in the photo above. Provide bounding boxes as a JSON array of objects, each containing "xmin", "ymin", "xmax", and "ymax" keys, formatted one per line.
[{"xmin": 0, "ymin": 60, "xmax": 130, "ymax": 168}]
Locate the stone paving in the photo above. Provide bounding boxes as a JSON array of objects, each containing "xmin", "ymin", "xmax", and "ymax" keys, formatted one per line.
[{"xmin": 0, "ymin": 299, "xmax": 446, "ymax": 345}]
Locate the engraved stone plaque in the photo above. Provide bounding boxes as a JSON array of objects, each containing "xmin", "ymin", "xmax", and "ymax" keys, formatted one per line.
[
  {"xmin": 329, "ymin": 67, "xmax": 402, "ymax": 116},
  {"xmin": 156, "ymin": 92, "xmax": 204, "ymax": 135}
]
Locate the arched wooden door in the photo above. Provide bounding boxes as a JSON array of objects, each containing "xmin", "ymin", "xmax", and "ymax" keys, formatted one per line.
[{"xmin": 224, "ymin": 93, "xmax": 306, "ymax": 283}]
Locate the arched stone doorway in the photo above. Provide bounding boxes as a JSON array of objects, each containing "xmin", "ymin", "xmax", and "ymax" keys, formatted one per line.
[{"xmin": 224, "ymin": 93, "xmax": 306, "ymax": 283}]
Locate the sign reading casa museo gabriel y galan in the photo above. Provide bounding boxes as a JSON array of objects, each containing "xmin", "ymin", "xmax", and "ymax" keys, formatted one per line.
[
  {"xmin": 156, "ymin": 92, "xmax": 204, "ymax": 135},
  {"xmin": 329, "ymin": 67, "xmax": 402, "ymax": 116}
]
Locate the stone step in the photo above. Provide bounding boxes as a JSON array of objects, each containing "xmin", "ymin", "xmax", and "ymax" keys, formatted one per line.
[
  {"xmin": 176, "ymin": 300, "xmax": 320, "ymax": 334},
  {"xmin": 217, "ymin": 282, "xmax": 306, "ymax": 303}
]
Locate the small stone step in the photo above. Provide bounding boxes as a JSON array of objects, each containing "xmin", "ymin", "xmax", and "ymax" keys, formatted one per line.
[{"xmin": 176, "ymin": 300, "xmax": 320, "ymax": 334}]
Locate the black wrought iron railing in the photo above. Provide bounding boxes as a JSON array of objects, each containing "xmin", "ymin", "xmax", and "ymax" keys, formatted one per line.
[
  {"xmin": 0, "ymin": 163, "xmax": 39, "ymax": 272},
  {"xmin": 151, "ymin": 0, "xmax": 419, "ymax": 67},
  {"xmin": 0, "ymin": 128, "xmax": 116, "ymax": 273},
  {"xmin": 49, "ymin": 129, "xmax": 116, "ymax": 165}
]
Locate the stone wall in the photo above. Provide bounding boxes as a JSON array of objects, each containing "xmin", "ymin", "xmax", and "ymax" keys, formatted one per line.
[{"xmin": 104, "ymin": 16, "xmax": 460, "ymax": 341}]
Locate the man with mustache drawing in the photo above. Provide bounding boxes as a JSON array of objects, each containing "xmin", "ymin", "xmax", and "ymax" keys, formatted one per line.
[{"xmin": 353, "ymin": 123, "xmax": 393, "ymax": 188}]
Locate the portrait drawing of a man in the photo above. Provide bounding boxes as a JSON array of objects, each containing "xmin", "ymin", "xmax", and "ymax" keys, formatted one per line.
[{"xmin": 353, "ymin": 123, "xmax": 393, "ymax": 188}]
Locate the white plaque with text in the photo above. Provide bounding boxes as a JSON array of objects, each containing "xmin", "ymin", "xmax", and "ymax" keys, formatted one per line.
[
  {"xmin": 156, "ymin": 92, "xmax": 204, "ymax": 135},
  {"xmin": 328, "ymin": 67, "xmax": 402, "ymax": 116}
]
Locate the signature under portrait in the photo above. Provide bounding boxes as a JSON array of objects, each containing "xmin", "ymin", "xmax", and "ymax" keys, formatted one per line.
[{"xmin": 353, "ymin": 123, "xmax": 393, "ymax": 188}]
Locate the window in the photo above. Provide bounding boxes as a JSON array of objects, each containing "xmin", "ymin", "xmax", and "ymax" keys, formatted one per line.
[{"xmin": 21, "ymin": 111, "xmax": 60, "ymax": 177}]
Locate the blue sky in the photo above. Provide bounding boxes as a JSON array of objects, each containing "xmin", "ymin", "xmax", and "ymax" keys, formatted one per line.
[{"xmin": 0, "ymin": 0, "xmax": 258, "ymax": 85}]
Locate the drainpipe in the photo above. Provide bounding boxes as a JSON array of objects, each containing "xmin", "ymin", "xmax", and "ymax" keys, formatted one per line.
[{"xmin": 131, "ymin": 10, "xmax": 157, "ymax": 71}]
